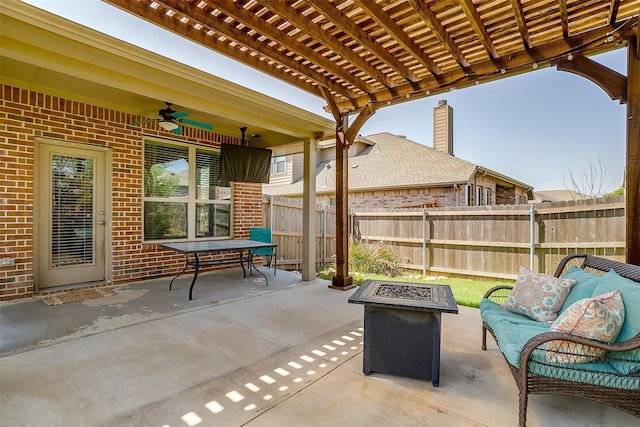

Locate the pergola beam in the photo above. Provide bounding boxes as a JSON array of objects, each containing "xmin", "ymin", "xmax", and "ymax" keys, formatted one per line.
[
  {"xmin": 609, "ymin": 0, "xmax": 621, "ymax": 24},
  {"xmin": 354, "ymin": 0, "xmax": 443, "ymax": 77},
  {"xmin": 407, "ymin": 0, "xmax": 470, "ymax": 69},
  {"xmin": 555, "ymin": 54, "xmax": 628, "ymax": 103},
  {"xmin": 259, "ymin": 0, "xmax": 397, "ymax": 89},
  {"xmin": 459, "ymin": 0, "xmax": 500, "ymax": 60},
  {"xmin": 203, "ymin": 0, "xmax": 377, "ymax": 95},
  {"xmin": 175, "ymin": 0, "xmax": 374, "ymax": 95},
  {"xmin": 305, "ymin": 0, "xmax": 419, "ymax": 83},
  {"xmin": 510, "ymin": 0, "xmax": 533, "ymax": 49},
  {"xmin": 336, "ymin": 20, "xmax": 636, "ymax": 112},
  {"xmin": 559, "ymin": 0, "xmax": 570, "ymax": 38}
]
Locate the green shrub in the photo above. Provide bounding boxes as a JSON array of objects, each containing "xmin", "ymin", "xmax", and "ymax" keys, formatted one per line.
[{"xmin": 349, "ymin": 240, "xmax": 401, "ymax": 277}]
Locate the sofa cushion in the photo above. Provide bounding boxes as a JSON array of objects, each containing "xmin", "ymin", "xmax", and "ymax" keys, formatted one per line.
[
  {"xmin": 592, "ymin": 269, "xmax": 640, "ymax": 374},
  {"xmin": 592, "ymin": 269, "xmax": 640, "ymax": 342},
  {"xmin": 505, "ymin": 266, "xmax": 576, "ymax": 323},
  {"xmin": 489, "ymin": 314, "xmax": 551, "ymax": 366},
  {"xmin": 546, "ymin": 290, "xmax": 625, "ymax": 364},
  {"xmin": 480, "ymin": 299, "xmax": 540, "ymax": 327},
  {"xmin": 559, "ymin": 266, "xmax": 604, "ymax": 313},
  {"xmin": 609, "ymin": 348, "xmax": 640, "ymax": 375}
]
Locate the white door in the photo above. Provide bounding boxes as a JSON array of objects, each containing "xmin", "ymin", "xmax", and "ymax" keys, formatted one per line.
[{"xmin": 37, "ymin": 141, "xmax": 108, "ymax": 288}]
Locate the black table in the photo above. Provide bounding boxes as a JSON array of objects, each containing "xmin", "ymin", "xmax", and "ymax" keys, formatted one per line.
[
  {"xmin": 161, "ymin": 240, "xmax": 277, "ymax": 300},
  {"xmin": 348, "ymin": 280, "xmax": 458, "ymax": 387}
]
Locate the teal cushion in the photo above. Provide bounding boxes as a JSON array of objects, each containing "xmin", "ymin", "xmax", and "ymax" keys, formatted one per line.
[
  {"xmin": 592, "ymin": 269, "xmax": 640, "ymax": 374},
  {"xmin": 559, "ymin": 266, "xmax": 604, "ymax": 313},
  {"xmin": 481, "ymin": 299, "xmax": 541, "ymax": 327},
  {"xmin": 490, "ymin": 315, "xmax": 550, "ymax": 366},
  {"xmin": 609, "ymin": 348, "xmax": 640, "ymax": 375},
  {"xmin": 592, "ymin": 269, "xmax": 640, "ymax": 342}
]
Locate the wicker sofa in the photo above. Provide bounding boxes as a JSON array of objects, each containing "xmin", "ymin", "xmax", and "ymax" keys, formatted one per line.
[{"xmin": 480, "ymin": 254, "xmax": 640, "ymax": 426}]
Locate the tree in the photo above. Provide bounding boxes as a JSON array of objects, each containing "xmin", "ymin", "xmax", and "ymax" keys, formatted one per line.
[
  {"xmin": 563, "ymin": 157, "xmax": 618, "ymax": 199},
  {"xmin": 603, "ymin": 187, "xmax": 625, "ymax": 197}
]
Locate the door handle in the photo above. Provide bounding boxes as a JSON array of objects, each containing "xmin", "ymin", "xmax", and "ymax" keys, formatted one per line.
[{"xmin": 98, "ymin": 221, "xmax": 106, "ymax": 225}]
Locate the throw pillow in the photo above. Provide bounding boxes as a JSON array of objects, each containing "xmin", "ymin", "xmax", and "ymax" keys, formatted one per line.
[
  {"xmin": 505, "ymin": 266, "xmax": 576, "ymax": 323},
  {"xmin": 546, "ymin": 290, "xmax": 625, "ymax": 364}
]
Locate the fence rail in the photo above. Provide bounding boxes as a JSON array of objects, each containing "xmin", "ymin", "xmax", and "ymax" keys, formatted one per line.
[{"xmin": 262, "ymin": 195, "xmax": 626, "ymax": 279}]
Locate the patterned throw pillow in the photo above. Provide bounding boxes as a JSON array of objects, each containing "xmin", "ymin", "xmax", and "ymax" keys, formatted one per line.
[
  {"xmin": 546, "ymin": 290, "xmax": 625, "ymax": 364},
  {"xmin": 505, "ymin": 266, "xmax": 576, "ymax": 322}
]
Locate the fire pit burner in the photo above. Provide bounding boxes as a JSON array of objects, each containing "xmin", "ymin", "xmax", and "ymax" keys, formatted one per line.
[{"xmin": 375, "ymin": 283, "xmax": 432, "ymax": 301}]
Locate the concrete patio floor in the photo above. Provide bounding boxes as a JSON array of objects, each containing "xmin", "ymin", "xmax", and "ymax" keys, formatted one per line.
[{"xmin": 1, "ymin": 268, "xmax": 637, "ymax": 426}]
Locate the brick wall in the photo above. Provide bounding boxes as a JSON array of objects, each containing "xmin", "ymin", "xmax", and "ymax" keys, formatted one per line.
[
  {"xmin": 233, "ymin": 183, "xmax": 264, "ymax": 238},
  {"xmin": 0, "ymin": 85, "xmax": 261, "ymax": 301}
]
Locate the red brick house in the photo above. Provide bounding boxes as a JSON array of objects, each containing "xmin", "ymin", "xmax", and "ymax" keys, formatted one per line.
[{"xmin": 0, "ymin": 2, "xmax": 333, "ymax": 300}]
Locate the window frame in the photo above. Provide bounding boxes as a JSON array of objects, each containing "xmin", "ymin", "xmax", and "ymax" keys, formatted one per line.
[
  {"xmin": 270, "ymin": 156, "xmax": 287, "ymax": 176},
  {"xmin": 142, "ymin": 138, "xmax": 232, "ymax": 243}
]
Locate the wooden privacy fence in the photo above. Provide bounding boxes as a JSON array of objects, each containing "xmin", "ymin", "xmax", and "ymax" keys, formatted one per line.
[{"xmin": 262, "ymin": 195, "xmax": 626, "ymax": 279}]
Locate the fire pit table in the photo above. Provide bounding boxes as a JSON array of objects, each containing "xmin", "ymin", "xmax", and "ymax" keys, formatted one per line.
[{"xmin": 348, "ymin": 280, "xmax": 458, "ymax": 387}]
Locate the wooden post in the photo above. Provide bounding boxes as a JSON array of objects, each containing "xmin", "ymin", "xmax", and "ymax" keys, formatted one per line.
[
  {"xmin": 320, "ymin": 88, "xmax": 376, "ymax": 289},
  {"xmin": 330, "ymin": 112, "xmax": 355, "ymax": 290},
  {"xmin": 627, "ymin": 33, "xmax": 640, "ymax": 265},
  {"xmin": 302, "ymin": 137, "xmax": 317, "ymax": 281}
]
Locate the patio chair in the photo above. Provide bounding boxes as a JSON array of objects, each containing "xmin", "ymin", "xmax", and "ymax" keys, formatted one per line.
[{"xmin": 249, "ymin": 227, "xmax": 276, "ymax": 276}]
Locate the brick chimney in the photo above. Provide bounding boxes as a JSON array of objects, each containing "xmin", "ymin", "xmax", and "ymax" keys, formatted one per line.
[{"xmin": 433, "ymin": 100, "xmax": 453, "ymax": 155}]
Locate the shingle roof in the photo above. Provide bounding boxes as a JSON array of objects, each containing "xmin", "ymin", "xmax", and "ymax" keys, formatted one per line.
[
  {"xmin": 531, "ymin": 190, "xmax": 588, "ymax": 203},
  {"xmin": 264, "ymin": 132, "xmax": 480, "ymax": 196}
]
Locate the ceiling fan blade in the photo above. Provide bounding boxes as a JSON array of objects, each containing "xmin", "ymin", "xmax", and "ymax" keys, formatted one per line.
[
  {"xmin": 128, "ymin": 118, "xmax": 157, "ymax": 125},
  {"xmin": 171, "ymin": 127, "xmax": 183, "ymax": 135},
  {"xmin": 170, "ymin": 111, "xmax": 190, "ymax": 119},
  {"xmin": 180, "ymin": 119, "xmax": 214, "ymax": 131}
]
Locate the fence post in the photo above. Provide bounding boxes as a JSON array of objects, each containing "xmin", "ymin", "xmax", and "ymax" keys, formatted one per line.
[
  {"xmin": 322, "ymin": 204, "xmax": 327, "ymax": 266},
  {"xmin": 422, "ymin": 208, "xmax": 427, "ymax": 276},
  {"xmin": 350, "ymin": 208, "xmax": 355, "ymax": 239},
  {"xmin": 530, "ymin": 203, "xmax": 536, "ymax": 271},
  {"xmin": 269, "ymin": 194, "xmax": 274, "ymax": 230}
]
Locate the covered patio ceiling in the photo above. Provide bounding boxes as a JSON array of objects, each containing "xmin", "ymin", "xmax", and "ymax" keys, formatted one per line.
[{"xmin": 102, "ymin": 0, "xmax": 640, "ymax": 276}]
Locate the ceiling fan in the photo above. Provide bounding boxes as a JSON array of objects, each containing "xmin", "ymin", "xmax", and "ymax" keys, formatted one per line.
[{"xmin": 128, "ymin": 102, "xmax": 214, "ymax": 135}]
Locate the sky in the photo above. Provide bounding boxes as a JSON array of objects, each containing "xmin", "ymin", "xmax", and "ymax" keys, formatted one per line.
[{"xmin": 21, "ymin": 0, "xmax": 630, "ymax": 192}]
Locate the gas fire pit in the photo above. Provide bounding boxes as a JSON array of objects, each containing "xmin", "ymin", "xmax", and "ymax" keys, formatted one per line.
[{"xmin": 348, "ymin": 280, "xmax": 458, "ymax": 387}]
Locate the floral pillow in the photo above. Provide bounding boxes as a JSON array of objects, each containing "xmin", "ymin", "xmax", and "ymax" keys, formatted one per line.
[
  {"xmin": 505, "ymin": 267, "xmax": 576, "ymax": 323},
  {"xmin": 546, "ymin": 290, "xmax": 625, "ymax": 364}
]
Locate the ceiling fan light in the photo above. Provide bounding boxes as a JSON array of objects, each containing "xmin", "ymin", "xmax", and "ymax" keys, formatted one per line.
[{"xmin": 159, "ymin": 120, "xmax": 179, "ymax": 131}]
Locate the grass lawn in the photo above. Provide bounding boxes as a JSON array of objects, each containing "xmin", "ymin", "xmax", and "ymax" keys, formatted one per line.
[{"xmin": 323, "ymin": 272, "xmax": 512, "ymax": 308}]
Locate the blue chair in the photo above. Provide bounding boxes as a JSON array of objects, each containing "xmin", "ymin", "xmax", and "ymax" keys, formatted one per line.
[{"xmin": 249, "ymin": 227, "xmax": 276, "ymax": 275}]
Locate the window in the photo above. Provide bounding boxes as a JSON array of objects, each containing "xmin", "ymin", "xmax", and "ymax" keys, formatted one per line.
[
  {"xmin": 143, "ymin": 139, "xmax": 230, "ymax": 241},
  {"xmin": 464, "ymin": 184, "xmax": 473, "ymax": 206},
  {"xmin": 270, "ymin": 156, "xmax": 286, "ymax": 175},
  {"xmin": 484, "ymin": 187, "xmax": 491, "ymax": 205},
  {"xmin": 476, "ymin": 186, "xmax": 483, "ymax": 206}
]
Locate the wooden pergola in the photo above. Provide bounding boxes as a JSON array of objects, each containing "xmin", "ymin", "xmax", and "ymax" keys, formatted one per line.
[{"xmin": 103, "ymin": 0, "xmax": 640, "ymax": 287}]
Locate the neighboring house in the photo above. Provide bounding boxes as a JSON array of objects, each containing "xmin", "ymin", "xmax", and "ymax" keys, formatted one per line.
[
  {"xmin": 264, "ymin": 101, "xmax": 533, "ymax": 210},
  {"xmin": 0, "ymin": 3, "xmax": 332, "ymax": 300},
  {"xmin": 530, "ymin": 190, "xmax": 589, "ymax": 203}
]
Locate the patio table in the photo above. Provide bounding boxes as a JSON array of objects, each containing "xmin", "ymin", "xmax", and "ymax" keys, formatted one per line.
[{"xmin": 161, "ymin": 239, "xmax": 277, "ymax": 300}]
